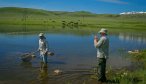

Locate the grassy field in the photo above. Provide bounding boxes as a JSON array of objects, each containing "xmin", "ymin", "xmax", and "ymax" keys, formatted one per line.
[{"xmin": 0, "ymin": 7, "xmax": 146, "ymax": 32}]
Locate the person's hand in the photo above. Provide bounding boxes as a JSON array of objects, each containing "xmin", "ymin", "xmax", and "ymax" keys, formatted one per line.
[
  {"xmin": 94, "ymin": 35, "xmax": 98, "ymax": 41},
  {"xmin": 43, "ymin": 51, "xmax": 48, "ymax": 55}
]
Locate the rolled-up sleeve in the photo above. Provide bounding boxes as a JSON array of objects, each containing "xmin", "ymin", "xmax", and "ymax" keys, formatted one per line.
[{"xmin": 94, "ymin": 38, "xmax": 103, "ymax": 48}]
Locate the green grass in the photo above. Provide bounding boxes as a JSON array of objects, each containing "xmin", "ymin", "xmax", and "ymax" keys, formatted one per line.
[{"xmin": 0, "ymin": 7, "xmax": 146, "ymax": 32}]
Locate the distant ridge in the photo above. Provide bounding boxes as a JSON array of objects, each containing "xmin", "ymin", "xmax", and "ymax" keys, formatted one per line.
[
  {"xmin": 0, "ymin": 7, "xmax": 146, "ymax": 30},
  {"xmin": 0, "ymin": 7, "xmax": 146, "ymax": 18},
  {"xmin": 0, "ymin": 7, "xmax": 96, "ymax": 16}
]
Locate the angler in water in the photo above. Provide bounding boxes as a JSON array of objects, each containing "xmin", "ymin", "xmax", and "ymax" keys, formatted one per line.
[{"xmin": 38, "ymin": 33, "xmax": 49, "ymax": 64}]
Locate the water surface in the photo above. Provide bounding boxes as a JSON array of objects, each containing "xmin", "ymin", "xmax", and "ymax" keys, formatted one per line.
[{"xmin": 0, "ymin": 27, "xmax": 146, "ymax": 84}]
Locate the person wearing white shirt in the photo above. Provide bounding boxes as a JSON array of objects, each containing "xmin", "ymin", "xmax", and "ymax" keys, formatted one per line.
[
  {"xmin": 38, "ymin": 33, "xmax": 48, "ymax": 64},
  {"xmin": 94, "ymin": 28, "xmax": 109, "ymax": 82}
]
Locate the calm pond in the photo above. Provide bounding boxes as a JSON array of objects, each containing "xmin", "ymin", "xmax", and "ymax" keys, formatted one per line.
[{"xmin": 0, "ymin": 26, "xmax": 146, "ymax": 84}]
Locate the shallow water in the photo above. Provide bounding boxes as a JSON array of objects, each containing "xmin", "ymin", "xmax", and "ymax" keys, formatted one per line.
[{"xmin": 0, "ymin": 28, "xmax": 146, "ymax": 84}]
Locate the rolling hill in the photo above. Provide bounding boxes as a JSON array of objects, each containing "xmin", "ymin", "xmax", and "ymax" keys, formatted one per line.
[{"xmin": 0, "ymin": 7, "xmax": 146, "ymax": 30}]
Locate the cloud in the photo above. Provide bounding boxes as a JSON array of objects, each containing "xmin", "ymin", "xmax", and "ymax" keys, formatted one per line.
[{"xmin": 97, "ymin": 0, "xmax": 128, "ymax": 4}]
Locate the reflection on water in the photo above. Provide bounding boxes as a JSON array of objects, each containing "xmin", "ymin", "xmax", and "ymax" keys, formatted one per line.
[
  {"xmin": 38, "ymin": 63, "xmax": 49, "ymax": 84},
  {"xmin": 20, "ymin": 62, "xmax": 32, "ymax": 68},
  {"xmin": 119, "ymin": 33, "xmax": 146, "ymax": 43}
]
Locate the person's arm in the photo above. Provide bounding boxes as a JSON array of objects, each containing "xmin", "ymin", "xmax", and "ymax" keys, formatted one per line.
[
  {"xmin": 94, "ymin": 36, "xmax": 103, "ymax": 48},
  {"xmin": 45, "ymin": 40, "xmax": 49, "ymax": 51},
  {"xmin": 94, "ymin": 35, "xmax": 98, "ymax": 46},
  {"xmin": 41, "ymin": 40, "xmax": 49, "ymax": 55},
  {"xmin": 38, "ymin": 40, "xmax": 41, "ymax": 51}
]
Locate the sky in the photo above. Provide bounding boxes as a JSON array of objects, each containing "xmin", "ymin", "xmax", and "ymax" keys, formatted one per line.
[{"xmin": 0, "ymin": 0, "xmax": 146, "ymax": 14}]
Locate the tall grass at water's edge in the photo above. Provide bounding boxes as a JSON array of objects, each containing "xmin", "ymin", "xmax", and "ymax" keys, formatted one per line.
[{"xmin": 90, "ymin": 50, "xmax": 146, "ymax": 84}]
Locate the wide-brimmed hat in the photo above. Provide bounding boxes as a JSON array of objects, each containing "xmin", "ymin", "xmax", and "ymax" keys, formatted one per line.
[
  {"xmin": 98, "ymin": 28, "xmax": 108, "ymax": 34},
  {"xmin": 39, "ymin": 33, "xmax": 44, "ymax": 37}
]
